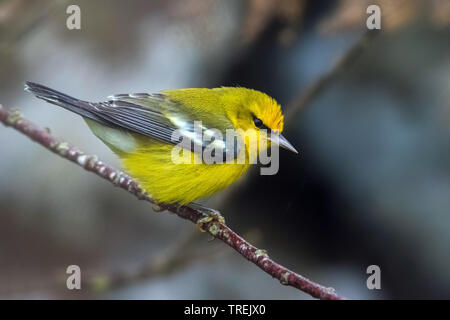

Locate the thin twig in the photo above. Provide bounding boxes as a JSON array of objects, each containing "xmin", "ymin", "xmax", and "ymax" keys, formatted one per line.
[
  {"xmin": 0, "ymin": 0, "xmax": 68, "ymax": 53},
  {"xmin": 85, "ymin": 229, "xmax": 230, "ymax": 292},
  {"xmin": 0, "ymin": 105, "xmax": 344, "ymax": 300},
  {"xmin": 0, "ymin": 229, "xmax": 231, "ymax": 297},
  {"xmin": 285, "ymin": 29, "xmax": 380, "ymax": 122}
]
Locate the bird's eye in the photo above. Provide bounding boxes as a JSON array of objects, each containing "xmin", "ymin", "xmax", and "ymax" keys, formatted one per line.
[{"xmin": 253, "ymin": 117, "xmax": 263, "ymax": 128}]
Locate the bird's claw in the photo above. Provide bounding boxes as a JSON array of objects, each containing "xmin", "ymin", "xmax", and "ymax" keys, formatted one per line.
[
  {"xmin": 196, "ymin": 213, "xmax": 226, "ymax": 232},
  {"xmin": 187, "ymin": 203, "xmax": 226, "ymax": 232},
  {"xmin": 152, "ymin": 204, "xmax": 167, "ymax": 213}
]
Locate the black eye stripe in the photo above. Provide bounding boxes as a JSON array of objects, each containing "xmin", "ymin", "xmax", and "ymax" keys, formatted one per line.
[{"xmin": 253, "ymin": 116, "xmax": 271, "ymax": 132}]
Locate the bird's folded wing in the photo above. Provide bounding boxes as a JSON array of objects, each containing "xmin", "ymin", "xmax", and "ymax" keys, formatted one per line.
[{"xmin": 90, "ymin": 93, "xmax": 240, "ymax": 159}]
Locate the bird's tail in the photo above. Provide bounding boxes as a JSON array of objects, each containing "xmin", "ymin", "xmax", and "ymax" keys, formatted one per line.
[{"xmin": 24, "ymin": 81, "xmax": 105, "ymax": 123}]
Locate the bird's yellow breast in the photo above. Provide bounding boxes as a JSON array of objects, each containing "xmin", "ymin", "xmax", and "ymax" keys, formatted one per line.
[{"xmin": 120, "ymin": 136, "xmax": 250, "ymax": 205}]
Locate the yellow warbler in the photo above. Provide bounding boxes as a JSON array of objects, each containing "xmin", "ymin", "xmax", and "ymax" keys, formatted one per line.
[{"xmin": 25, "ymin": 81, "xmax": 297, "ymax": 212}]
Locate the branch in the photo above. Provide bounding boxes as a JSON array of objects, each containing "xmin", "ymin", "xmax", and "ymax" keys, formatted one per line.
[
  {"xmin": 285, "ymin": 29, "xmax": 380, "ymax": 121},
  {"xmin": 0, "ymin": 105, "xmax": 344, "ymax": 300},
  {"xmin": 85, "ymin": 229, "xmax": 232, "ymax": 292},
  {"xmin": 0, "ymin": 229, "xmax": 232, "ymax": 297}
]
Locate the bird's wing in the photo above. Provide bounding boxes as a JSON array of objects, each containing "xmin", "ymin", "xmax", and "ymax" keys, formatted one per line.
[{"xmin": 90, "ymin": 93, "xmax": 240, "ymax": 159}]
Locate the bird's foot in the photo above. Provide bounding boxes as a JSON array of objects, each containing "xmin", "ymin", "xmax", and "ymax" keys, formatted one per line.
[
  {"xmin": 152, "ymin": 204, "xmax": 166, "ymax": 213},
  {"xmin": 187, "ymin": 202, "xmax": 226, "ymax": 232}
]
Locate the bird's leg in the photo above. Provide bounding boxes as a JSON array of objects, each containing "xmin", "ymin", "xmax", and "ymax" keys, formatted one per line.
[
  {"xmin": 186, "ymin": 202, "xmax": 226, "ymax": 231},
  {"xmin": 152, "ymin": 204, "xmax": 166, "ymax": 213}
]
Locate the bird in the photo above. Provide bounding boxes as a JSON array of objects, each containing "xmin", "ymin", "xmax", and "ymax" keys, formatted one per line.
[{"xmin": 25, "ymin": 81, "xmax": 298, "ymax": 224}]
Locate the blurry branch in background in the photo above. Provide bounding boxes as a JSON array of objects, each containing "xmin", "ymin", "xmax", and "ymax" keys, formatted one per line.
[
  {"xmin": 0, "ymin": 0, "xmax": 68, "ymax": 54},
  {"xmin": 0, "ymin": 229, "xmax": 223, "ymax": 297},
  {"xmin": 84, "ymin": 229, "xmax": 260, "ymax": 293},
  {"xmin": 1, "ymin": 226, "xmax": 255, "ymax": 297},
  {"xmin": 1, "ymin": 228, "xmax": 260, "ymax": 297},
  {"xmin": 85, "ymin": 232, "xmax": 215, "ymax": 292},
  {"xmin": 241, "ymin": 0, "xmax": 306, "ymax": 46},
  {"xmin": 318, "ymin": 0, "xmax": 450, "ymax": 34},
  {"xmin": 0, "ymin": 105, "xmax": 344, "ymax": 300},
  {"xmin": 285, "ymin": 29, "xmax": 380, "ymax": 122}
]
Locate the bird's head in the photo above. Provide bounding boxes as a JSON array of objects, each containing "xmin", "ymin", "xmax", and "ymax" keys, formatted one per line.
[{"xmin": 224, "ymin": 88, "xmax": 298, "ymax": 155}]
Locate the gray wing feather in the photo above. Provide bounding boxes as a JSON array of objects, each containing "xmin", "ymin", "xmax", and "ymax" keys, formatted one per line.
[
  {"xmin": 93, "ymin": 94, "xmax": 240, "ymax": 159},
  {"xmin": 25, "ymin": 81, "xmax": 239, "ymax": 159},
  {"xmin": 92, "ymin": 99, "xmax": 178, "ymax": 144}
]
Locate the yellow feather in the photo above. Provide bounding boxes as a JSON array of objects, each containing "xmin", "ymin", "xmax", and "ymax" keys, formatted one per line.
[{"xmin": 121, "ymin": 137, "xmax": 249, "ymax": 205}]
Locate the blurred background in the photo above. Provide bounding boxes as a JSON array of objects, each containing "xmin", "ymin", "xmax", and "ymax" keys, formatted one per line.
[{"xmin": 1, "ymin": 0, "xmax": 450, "ymax": 299}]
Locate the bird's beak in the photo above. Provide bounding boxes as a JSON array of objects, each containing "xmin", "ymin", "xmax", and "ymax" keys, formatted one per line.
[{"xmin": 269, "ymin": 133, "xmax": 298, "ymax": 154}]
